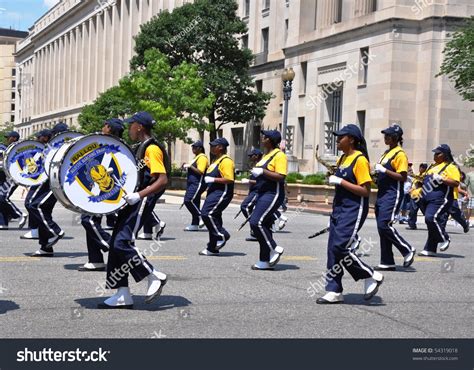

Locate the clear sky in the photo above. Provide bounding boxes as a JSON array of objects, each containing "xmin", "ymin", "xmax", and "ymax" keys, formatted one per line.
[{"xmin": 0, "ymin": 0, "xmax": 59, "ymax": 31}]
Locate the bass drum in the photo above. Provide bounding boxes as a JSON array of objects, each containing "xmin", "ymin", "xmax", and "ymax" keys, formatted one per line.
[
  {"xmin": 3, "ymin": 140, "xmax": 47, "ymax": 186},
  {"xmin": 44, "ymin": 131, "xmax": 83, "ymax": 176},
  {"xmin": 0, "ymin": 144, "xmax": 6, "ymax": 170},
  {"xmin": 50, "ymin": 133, "xmax": 138, "ymax": 215}
]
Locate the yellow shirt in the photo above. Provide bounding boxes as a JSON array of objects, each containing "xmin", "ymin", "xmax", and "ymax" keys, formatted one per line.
[
  {"xmin": 144, "ymin": 145, "xmax": 166, "ymax": 175},
  {"xmin": 426, "ymin": 162, "xmax": 460, "ymax": 182},
  {"xmin": 379, "ymin": 146, "xmax": 408, "ymax": 173},
  {"xmin": 256, "ymin": 148, "xmax": 288, "ymax": 176},
  {"xmin": 338, "ymin": 150, "xmax": 372, "ymax": 185},
  {"xmin": 206, "ymin": 155, "xmax": 235, "ymax": 181},
  {"xmin": 193, "ymin": 153, "xmax": 209, "ymax": 173}
]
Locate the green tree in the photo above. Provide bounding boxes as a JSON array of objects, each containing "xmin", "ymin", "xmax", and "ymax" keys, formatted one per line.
[
  {"xmin": 438, "ymin": 17, "xmax": 474, "ymax": 103},
  {"xmin": 0, "ymin": 123, "xmax": 14, "ymax": 145},
  {"xmin": 131, "ymin": 0, "xmax": 272, "ymax": 140}
]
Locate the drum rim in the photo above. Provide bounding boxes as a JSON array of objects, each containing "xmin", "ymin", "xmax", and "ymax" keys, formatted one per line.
[
  {"xmin": 54, "ymin": 132, "xmax": 138, "ymax": 216},
  {"xmin": 44, "ymin": 131, "xmax": 84, "ymax": 176},
  {"xmin": 3, "ymin": 139, "xmax": 47, "ymax": 186}
]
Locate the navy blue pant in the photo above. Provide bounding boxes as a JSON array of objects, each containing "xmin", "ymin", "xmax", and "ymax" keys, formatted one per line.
[
  {"xmin": 106, "ymin": 197, "xmax": 155, "ymax": 289},
  {"xmin": 240, "ymin": 191, "xmax": 258, "ymax": 219},
  {"xmin": 375, "ymin": 193, "xmax": 413, "ymax": 265},
  {"xmin": 440, "ymin": 201, "xmax": 468, "ymax": 230},
  {"xmin": 184, "ymin": 182, "xmax": 206, "ymax": 225},
  {"xmin": 106, "ymin": 213, "xmax": 117, "ymax": 228},
  {"xmin": 421, "ymin": 198, "xmax": 452, "ymax": 253},
  {"xmin": 0, "ymin": 184, "xmax": 22, "ymax": 226},
  {"xmin": 28, "ymin": 183, "xmax": 62, "ymax": 248},
  {"xmin": 408, "ymin": 198, "xmax": 421, "ymax": 228},
  {"xmin": 201, "ymin": 188, "xmax": 233, "ymax": 251},
  {"xmin": 25, "ymin": 186, "xmax": 40, "ymax": 230},
  {"xmin": 81, "ymin": 215, "xmax": 110, "ymax": 264},
  {"xmin": 249, "ymin": 190, "xmax": 284, "ymax": 262},
  {"xmin": 326, "ymin": 207, "xmax": 373, "ymax": 293},
  {"xmin": 140, "ymin": 190, "xmax": 164, "ymax": 234}
]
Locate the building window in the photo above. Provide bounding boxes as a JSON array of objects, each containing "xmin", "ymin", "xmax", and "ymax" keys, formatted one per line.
[
  {"xmin": 324, "ymin": 87, "xmax": 343, "ymax": 155},
  {"xmin": 242, "ymin": 34, "xmax": 249, "ymax": 49},
  {"xmin": 359, "ymin": 47, "xmax": 369, "ymax": 86},
  {"xmin": 12, "ymin": 68, "xmax": 16, "ymax": 77},
  {"xmin": 232, "ymin": 127, "xmax": 244, "ymax": 146},
  {"xmin": 11, "ymin": 103, "xmax": 15, "ymax": 112},
  {"xmin": 300, "ymin": 61, "xmax": 307, "ymax": 95},
  {"xmin": 11, "ymin": 115, "xmax": 15, "ymax": 123},
  {"xmin": 11, "ymin": 80, "xmax": 16, "ymax": 88},
  {"xmin": 263, "ymin": 0, "xmax": 270, "ymax": 10},
  {"xmin": 298, "ymin": 117, "xmax": 305, "ymax": 159},
  {"xmin": 217, "ymin": 129, "xmax": 223, "ymax": 138},
  {"xmin": 336, "ymin": 0, "xmax": 342, "ymax": 23},
  {"xmin": 285, "ymin": 19, "xmax": 289, "ymax": 43},
  {"xmin": 357, "ymin": 110, "xmax": 366, "ymax": 136},
  {"xmin": 256, "ymin": 80, "xmax": 263, "ymax": 93},
  {"xmin": 261, "ymin": 27, "xmax": 269, "ymax": 53},
  {"xmin": 244, "ymin": 0, "xmax": 250, "ymax": 17},
  {"xmin": 11, "ymin": 92, "xmax": 15, "ymax": 100},
  {"xmin": 252, "ymin": 125, "xmax": 261, "ymax": 149}
]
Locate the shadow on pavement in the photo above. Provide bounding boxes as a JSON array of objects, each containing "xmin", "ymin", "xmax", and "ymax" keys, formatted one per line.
[
  {"xmin": 0, "ymin": 300, "xmax": 20, "ymax": 314},
  {"xmin": 273, "ymin": 264, "xmax": 300, "ymax": 271},
  {"xmin": 216, "ymin": 252, "xmax": 246, "ymax": 257},
  {"xmin": 74, "ymin": 295, "xmax": 192, "ymax": 312},
  {"xmin": 22, "ymin": 252, "xmax": 88, "ymax": 258},
  {"xmin": 340, "ymin": 294, "xmax": 385, "ymax": 306}
]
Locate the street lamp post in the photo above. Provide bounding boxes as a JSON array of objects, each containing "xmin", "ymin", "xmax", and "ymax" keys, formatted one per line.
[{"xmin": 281, "ymin": 67, "xmax": 295, "ymax": 154}]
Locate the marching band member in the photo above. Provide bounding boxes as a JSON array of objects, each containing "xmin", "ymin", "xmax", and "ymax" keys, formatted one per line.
[
  {"xmin": 374, "ymin": 125, "xmax": 415, "ymax": 271},
  {"xmin": 406, "ymin": 163, "xmax": 428, "ymax": 230},
  {"xmin": 199, "ymin": 138, "xmax": 234, "ymax": 256},
  {"xmin": 240, "ymin": 149, "xmax": 263, "ymax": 241},
  {"xmin": 440, "ymin": 169, "xmax": 470, "ymax": 233},
  {"xmin": 29, "ymin": 125, "xmax": 67, "ymax": 257},
  {"xmin": 183, "ymin": 140, "xmax": 208, "ymax": 231},
  {"xmin": 78, "ymin": 119, "xmax": 124, "ymax": 272},
  {"xmin": 248, "ymin": 130, "xmax": 287, "ymax": 270},
  {"xmin": 99, "ymin": 112, "xmax": 168, "ymax": 309},
  {"xmin": 0, "ymin": 131, "xmax": 27, "ymax": 230},
  {"xmin": 418, "ymin": 144, "xmax": 460, "ymax": 256},
  {"xmin": 317, "ymin": 124, "xmax": 383, "ymax": 304}
]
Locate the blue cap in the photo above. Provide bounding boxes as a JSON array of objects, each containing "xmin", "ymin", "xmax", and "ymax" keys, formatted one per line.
[
  {"xmin": 124, "ymin": 111, "xmax": 156, "ymax": 128},
  {"xmin": 209, "ymin": 137, "xmax": 229, "ymax": 147},
  {"xmin": 4, "ymin": 131, "xmax": 19, "ymax": 139},
  {"xmin": 248, "ymin": 148, "xmax": 263, "ymax": 156},
  {"xmin": 381, "ymin": 124, "xmax": 403, "ymax": 136},
  {"xmin": 332, "ymin": 124, "xmax": 363, "ymax": 140},
  {"xmin": 191, "ymin": 140, "xmax": 204, "ymax": 148},
  {"xmin": 52, "ymin": 122, "xmax": 68, "ymax": 135},
  {"xmin": 261, "ymin": 129, "xmax": 282, "ymax": 144},
  {"xmin": 432, "ymin": 144, "xmax": 452, "ymax": 155},
  {"xmin": 105, "ymin": 118, "xmax": 124, "ymax": 131},
  {"xmin": 36, "ymin": 129, "xmax": 52, "ymax": 138}
]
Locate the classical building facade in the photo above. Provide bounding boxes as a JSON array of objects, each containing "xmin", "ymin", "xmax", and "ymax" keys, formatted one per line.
[
  {"xmin": 14, "ymin": 0, "xmax": 474, "ymax": 171},
  {"xmin": 0, "ymin": 28, "xmax": 28, "ymax": 128}
]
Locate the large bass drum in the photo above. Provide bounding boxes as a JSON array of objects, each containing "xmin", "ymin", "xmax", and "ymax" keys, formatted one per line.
[
  {"xmin": 44, "ymin": 131, "xmax": 83, "ymax": 176},
  {"xmin": 49, "ymin": 133, "xmax": 138, "ymax": 215},
  {"xmin": 3, "ymin": 140, "xmax": 47, "ymax": 186}
]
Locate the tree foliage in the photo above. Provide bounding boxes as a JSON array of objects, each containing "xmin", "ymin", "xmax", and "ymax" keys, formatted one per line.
[
  {"xmin": 131, "ymin": 0, "xmax": 272, "ymax": 139},
  {"xmin": 438, "ymin": 17, "xmax": 474, "ymax": 103}
]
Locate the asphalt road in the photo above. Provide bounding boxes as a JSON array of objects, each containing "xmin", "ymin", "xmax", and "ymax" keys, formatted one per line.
[{"xmin": 0, "ymin": 194, "xmax": 472, "ymax": 338}]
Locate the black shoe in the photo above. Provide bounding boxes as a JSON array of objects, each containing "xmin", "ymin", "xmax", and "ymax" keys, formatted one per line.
[
  {"xmin": 245, "ymin": 236, "xmax": 258, "ymax": 242},
  {"xmin": 97, "ymin": 303, "xmax": 133, "ymax": 309},
  {"xmin": 406, "ymin": 226, "xmax": 417, "ymax": 230},
  {"xmin": 373, "ymin": 265, "xmax": 396, "ymax": 271},
  {"xmin": 463, "ymin": 224, "xmax": 470, "ymax": 233}
]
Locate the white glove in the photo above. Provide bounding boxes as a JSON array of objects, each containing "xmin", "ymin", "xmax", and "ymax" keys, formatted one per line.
[
  {"xmin": 328, "ymin": 175, "xmax": 343, "ymax": 185},
  {"xmin": 124, "ymin": 192, "xmax": 141, "ymax": 205},
  {"xmin": 433, "ymin": 173, "xmax": 444, "ymax": 182},
  {"xmin": 204, "ymin": 176, "xmax": 215, "ymax": 184},
  {"xmin": 251, "ymin": 167, "xmax": 264, "ymax": 177},
  {"xmin": 183, "ymin": 163, "xmax": 191, "ymax": 169},
  {"xmin": 241, "ymin": 178, "xmax": 250, "ymax": 184},
  {"xmin": 375, "ymin": 163, "xmax": 387, "ymax": 173}
]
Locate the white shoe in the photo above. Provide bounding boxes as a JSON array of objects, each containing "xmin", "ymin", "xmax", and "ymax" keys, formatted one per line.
[
  {"xmin": 78, "ymin": 262, "xmax": 106, "ymax": 271},
  {"xmin": 45, "ymin": 231, "xmax": 64, "ymax": 249},
  {"xmin": 316, "ymin": 292, "xmax": 344, "ymax": 304},
  {"xmin": 269, "ymin": 246, "xmax": 284, "ymax": 267},
  {"xmin": 137, "ymin": 233, "xmax": 153, "ymax": 240},
  {"xmin": 21, "ymin": 229, "xmax": 39, "ymax": 239},
  {"xmin": 0, "ymin": 225, "xmax": 8, "ymax": 230},
  {"xmin": 251, "ymin": 261, "xmax": 274, "ymax": 270},
  {"xmin": 31, "ymin": 248, "xmax": 54, "ymax": 257},
  {"xmin": 418, "ymin": 250, "xmax": 437, "ymax": 257},
  {"xmin": 18, "ymin": 214, "xmax": 28, "ymax": 229},
  {"xmin": 146, "ymin": 270, "xmax": 167, "ymax": 304},
  {"xmin": 184, "ymin": 225, "xmax": 199, "ymax": 231},
  {"xmin": 199, "ymin": 220, "xmax": 206, "ymax": 229},
  {"xmin": 364, "ymin": 271, "xmax": 384, "ymax": 300},
  {"xmin": 350, "ymin": 235, "xmax": 362, "ymax": 252},
  {"xmin": 156, "ymin": 221, "xmax": 166, "ymax": 238},
  {"xmin": 99, "ymin": 287, "xmax": 134, "ymax": 309},
  {"xmin": 403, "ymin": 249, "xmax": 416, "ymax": 268},
  {"xmin": 199, "ymin": 249, "xmax": 219, "ymax": 256},
  {"xmin": 278, "ymin": 215, "xmax": 288, "ymax": 230},
  {"xmin": 438, "ymin": 240, "xmax": 450, "ymax": 252}
]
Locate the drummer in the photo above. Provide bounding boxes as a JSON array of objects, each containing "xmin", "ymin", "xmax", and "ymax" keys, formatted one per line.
[
  {"xmin": 29, "ymin": 124, "xmax": 68, "ymax": 257},
  {"xmin": 99, "ymin": 111, "xmax": 168, "ymax": 309},
  {"xmin": 0, "ymin": 131, "xmax": 27, "ymax": 230},
  {"xmin": 78, "ymin": 119, "xmax": 124, "ymax": 272}
]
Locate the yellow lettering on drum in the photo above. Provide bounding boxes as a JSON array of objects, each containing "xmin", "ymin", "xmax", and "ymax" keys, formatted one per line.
[{"xmin": 71, "ymin": 143, "xmax": 99, "ymax": 164}]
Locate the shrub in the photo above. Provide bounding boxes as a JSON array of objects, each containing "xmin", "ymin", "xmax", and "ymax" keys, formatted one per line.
[
  {"xmin": 302, "ymin": 173, "xmax": 326, "ymax": 185},
  {"xmin": 286, "ymin": 172, "xmax": 303, "ymax": 183}
]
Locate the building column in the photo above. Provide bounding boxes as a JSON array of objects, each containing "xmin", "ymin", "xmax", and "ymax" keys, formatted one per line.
[
  {"xmin": 316, "ymin": 0, "xmax": 341, "ymax": 29},
  {"xmin": 354, "ymin": 0, "xmax": 375, "ymax": 17}
]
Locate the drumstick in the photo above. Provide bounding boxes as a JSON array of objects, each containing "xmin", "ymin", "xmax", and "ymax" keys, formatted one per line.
[
  {"xmin": 107, "ymin": 168, "xmax": 127, "ymax": 195},
  {"xmin": 308, "ymin": 227, "xmax": 330, "ymax": 239}
]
